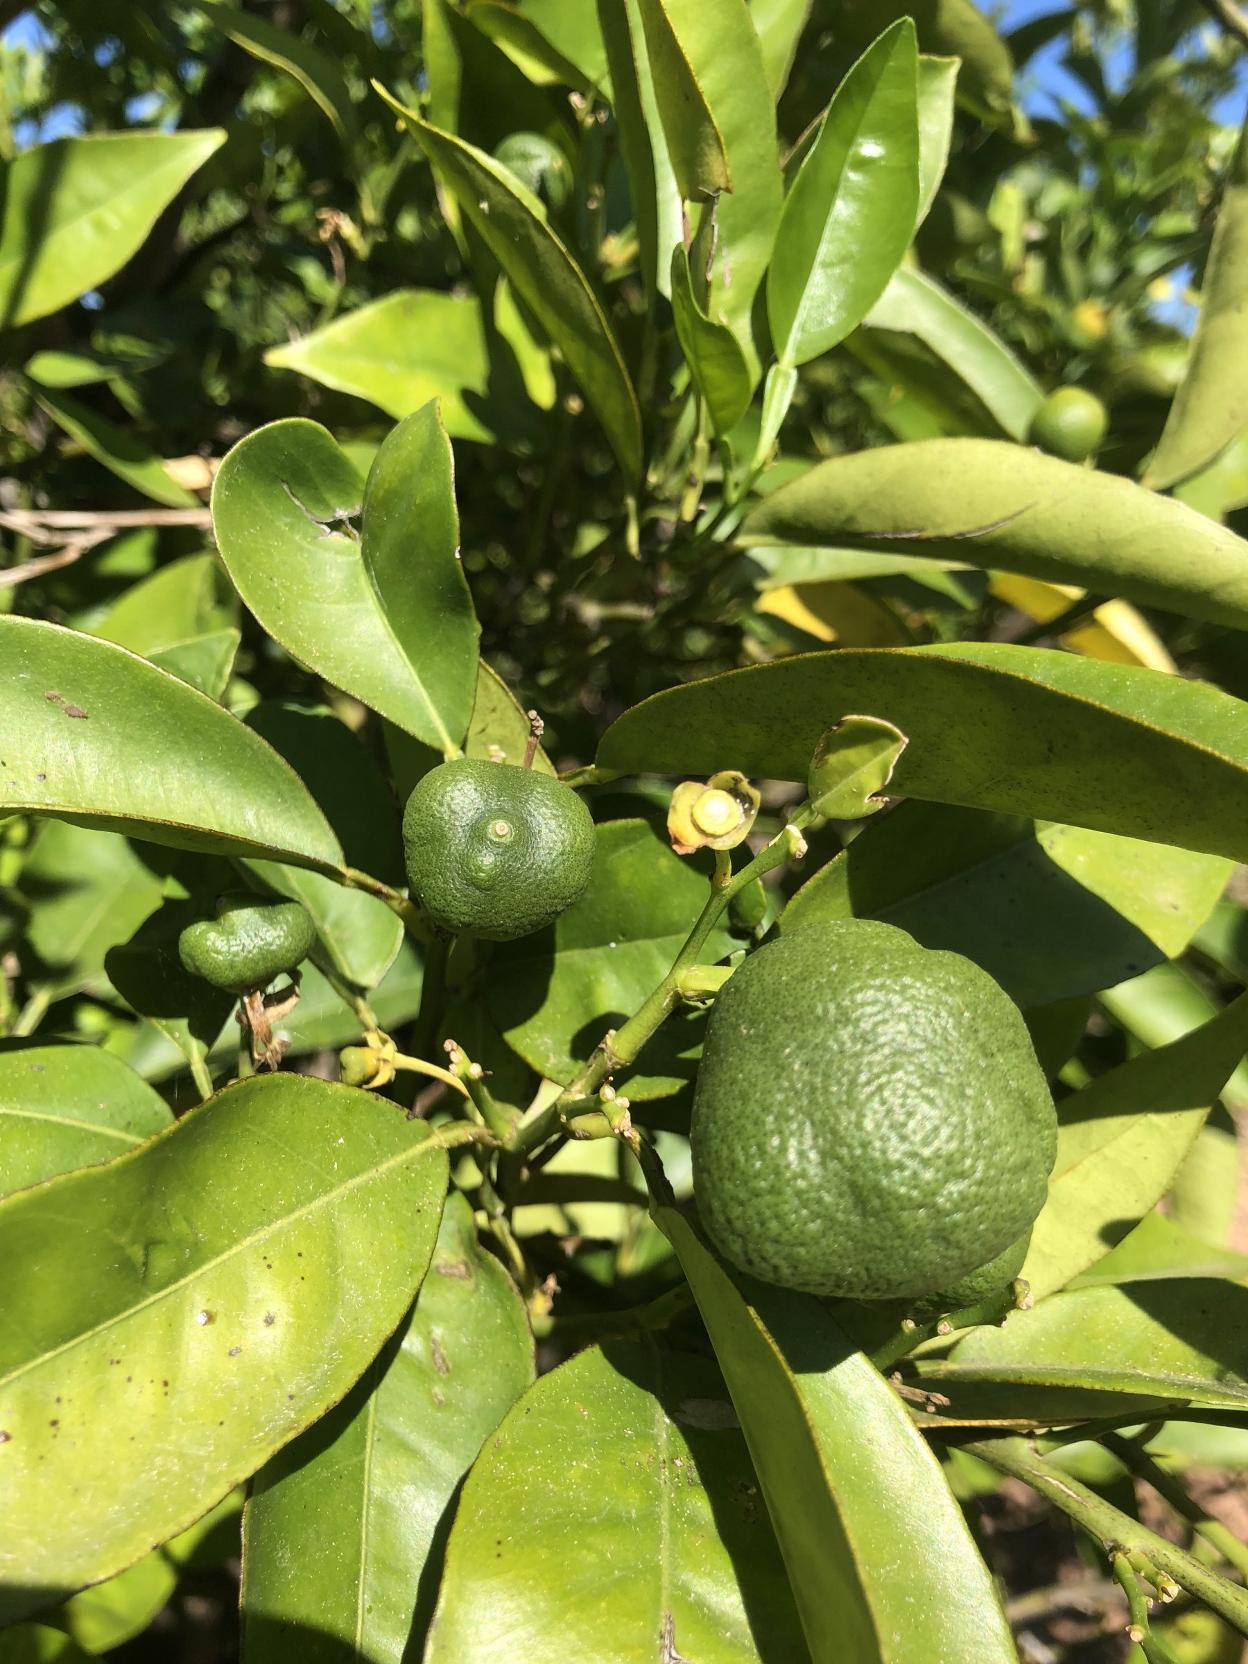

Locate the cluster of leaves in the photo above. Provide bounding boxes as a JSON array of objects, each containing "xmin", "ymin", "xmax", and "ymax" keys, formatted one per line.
[{"xmin": 4, "ymin": 1, "xmax": 1248, "ymax": 1661}]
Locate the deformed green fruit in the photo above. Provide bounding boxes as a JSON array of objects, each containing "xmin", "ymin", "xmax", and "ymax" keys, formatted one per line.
[
  {"xmin": 177, "ymin": 893, "xmax": 316, "ymax": 995},
  {"xmin": 691, "ymin": 920, "xmax": 1056, "ymax": 1302},
  {"xmin": 1028, "ymin": 386, "xmax": 1108, "ymax": 462},
  {"xmin": 402, "ymin": 757, "xmax": 595, "ymax": 940},
  {"xmin": 493, "ymin": 131, "xmax": 572, "ymax": 214}
]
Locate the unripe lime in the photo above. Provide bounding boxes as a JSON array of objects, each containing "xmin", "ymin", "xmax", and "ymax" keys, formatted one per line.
[
  {"xmin": 178, "ymin": 893, "xmax": 316, "ymax": 995},
  {"xmin": 494, "ymin": 132, "xmax": 572, "ymax": 214},
  {"xmin": 915, "ymin": 1230, "xmax": 1032, "ymax": 1317},
  {"xmin": 691, "ymin": 920, "xmax": 1056, "ymax": 1302},
  {"xmin": 402, "ymin": 758, "xmax": 595, "ymax": 940},
  {"xmin": 1028, "ymin": 387, "xmax": 1108, "ymax": 462}
]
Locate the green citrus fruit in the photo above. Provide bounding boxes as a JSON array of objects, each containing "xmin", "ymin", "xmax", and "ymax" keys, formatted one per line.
[
  {"xmin": 178, "ymin": 893, "xmax": 316, "ymax": 994},
  {"xmin": 916, "ymin": 1230, "xmax": 1032, "ymax": 1317},
  {"xmin": 1028, "ymin": 386, "xmax": 1108, "ymax": 461},
  {"xmin": 494, "ymin": 132, "xmax": 572, "ymax": 214},
  {"xmin": 402, "ymin": 758, "xmax": 595, "ymax": 940},
  {"xmin": 690, "ymin": 920, "xmax": 1056, "ymax": 1302}
]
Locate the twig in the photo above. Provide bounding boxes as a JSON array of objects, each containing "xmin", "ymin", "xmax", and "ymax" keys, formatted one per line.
[
  {"xmin": 1196, "ymin": 0, "xmax": 1248, "ymax": 48},
  {"xmin": 0, "ymin": 507, "xmax": 213, "ymax": 545},
  {"xmin": 0, "ymin": 543, "xmax": 90, "ymax": 589}
]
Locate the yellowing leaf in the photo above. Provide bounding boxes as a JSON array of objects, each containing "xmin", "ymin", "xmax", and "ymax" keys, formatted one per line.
[{"xmin": 990, "ymin": 573, "xmax": 1176, "ymax": 673}]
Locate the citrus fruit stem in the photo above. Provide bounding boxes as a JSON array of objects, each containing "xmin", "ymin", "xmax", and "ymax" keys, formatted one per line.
[
  {"xmin": 1102, "ymin": 1435, "xmax": 1248, "ymax": 1582},
  {"xmin": 963, "ymin": 1437, "xmax": 1248, "ymax": 1634},
  {"xmin": 444, "ymin": 1040, "xmax": 518, "ymax": 1140}
]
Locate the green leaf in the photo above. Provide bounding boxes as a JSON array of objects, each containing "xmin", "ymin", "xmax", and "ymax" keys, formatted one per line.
[
  {"xmin": 0, "ymin": 1043, "xmax": 172, "ymax": 1199},
  {"xmin": 35, "ymin": 388, "xmax": 199, "ymax": 508},
  {"xmin": 744, "ymin": 437, "xmax": 1248, "ymax": 629},
  {"xmin": 781, "ymin": 801, "xmax": 1230, "ymax": 1008},
  {"xmin": 669, "ymin": 245, "xmax": 752, "ymax": 436},
  {"xmin": 264, "ymin": 288, "xmax": 551, "ymax": 445},
  {"xmin": 0, "ymin": 617, "xmax": 343, "ymax": 871},
  {"xmin": 241, "ymin": 704, "xmax": 405, "ymax": 992},
  {"xmin": 241, "ymin": 1192, "xmax": 534, "ymax": 1662},
  {"xmin": 1101, "ymin": 963, "xmax": 1248, "ymax": 1107},
  {"xmin": 597, "ymin": 643, "xmax": 1248, "ymax": 864},
  {"xmin": 487, "ymin": 819, "xmax": 736, "ymax": 1100},
  {"xmin": 660, "ymin": 1208, "xmax": 1015, "ymax": 1664},
  {"xmin": 467, "ymin": 2, "xmax": 605, "ymax": 93},
  {"xmin": 635, "ymin": 0, "xmax": 732, "ymax": 199},
  {"xmin": 677, "ymin": 0, "xmax": 782, "ymax": 362},
  {"xmin": 0, "ymin": 131, "xmax": 225, "ymax": 330},
  {"xmin": 915, "ymin": 55, "xmax": 959, "ymax": 226},
  {"xmin": 212, "ymin": 412, "xmax": 478, "ymax": 749},
  {"xmin": 90, "ymin": 553, "xmax": 231, "ymax": 656},
  {"xmin": 806, "ymin": 714, "xmax": 908, "ymax": 819},
  {"xmin": 750, "ymin": 0, "xmax": 812, "ymax": 98},
  {"xmin": 1072, "ymin": 1211, "xmax": 1248, "ymax": 1289},
  {"xmin": 768, "ymin": 21, "xmax": 919, "ymax": 369},
  {"xmin": 828, "ymin": 0, "xmax": 1016, "ymax": 126},
  {"xmin": 19, "ymin": 821, "xmax": 165, "ymax": 1000},
  {"xmin": 150, "ymin": 630, "xmax": 240, "ymax": 701},
  {"xmin": 505, "ymin": 0, "xmax": 609, "ymax": 87},
  {"xmin": 1174, "ymin": 429, "xmax": 1248, "ymax": 523},
  {"xmin": 597, "ymin": 0, "xmax": 683, "ymax": 301},
  {"xmin": 421, "ymin": 0, "xmax": 567, "ymax": 155},
  {"xmin": 1021, "ymin": 993, "xmax": 1248, "ymax": 1301},
  {"xmin": 422, "ymin": 1340, "xmax": 808, "ymax": 1662},
  {"xmin": 377, "ymin": 93, "xmax": 643, "ymax": 481},
  {"xmin": 198, "ymin": 0, "xmax": 355, "ymax": 141},
  {"xmin": 1145, "ymin": 118, "xmax": 1248, "ymax": 489},
  {"xmin": 0, "ymin": 1074, "xmax": 448, "ymax": 1621},
  {"xmin": 862, "ymin": 269, "xmax": 1044, "ymax": 440},
  {"xmin": 939, "ymin": 1280, "xmax": 1248, "ymax": 1415}
]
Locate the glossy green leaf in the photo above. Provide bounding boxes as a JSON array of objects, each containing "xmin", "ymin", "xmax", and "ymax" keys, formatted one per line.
[
  {"xmin": 915, "ymin": 55, "xmax": 958, "ymax": 225},
  {"xmin": 744, "ymin": 436, "xmax": 1248, "ymax": 629},
  {"xmin": 661, "ymin": 1208, "xmax": 1015, "ymax": 1664},
  {"xmin": 1174, "ymin": 429, "xmax": 1248, "ymax": 522},
  {"xmin": 241, "ymin": 704, "xmax": 405, "ymax": 992},
  {"xmin": 862, "ymin": 269, "xmax": 1044, "ymax": 440},
  {"xmin": 635, "ymin": 0, "xmax": 731, "ymax": 200},
  {"xmin": 669, "ymin": 245, "xmax": 752, "ymax": 436},
  {"xmin": 90, "ymin": 553, "xmax": 231, "ymax": 656},
  {"xmin": 35, "ymin": 388, "xmax": 199, "ymax": 508},
  {"xmin": 675, "ymin": 0, "xmax": 782, "ymax": 359},
  {"xmin": 768, "ymin": 21, "xmax": 919, "ymax": 369},
  {"xmin": 0, "ymin": 131, "xmax": 225, "ymax": 330},
  {"xmin": 0, "ymin": 1074, "xmax": 448, "ymax": 1621},
  {"xmin": 1168, "ymin": 1110, "xmax": 1241, "ymax": 1249},
  {"xmin": 597, "ymin": 0, "xmax": 683, "ymax": 301},
  {"xmin": 0, "ymin": 1043, "xmax": 171, "ymax": 1199},
  {"xmin": 1073, "ymin": 1210, "xmax": 1248, "ymax": 1289},
  {"xmin": 422, "ymin": 1340, "xmax": 808, "ymax": 1663},
  {"xmin": 24, "ymin": 342, "xmax": 168, "ymax": 389},
  {"xmin": 1021, "ymin": 993, "xmax": 1248, "ymax": 1301},
  {"xmin": 467, "ymin": 2, "xmax": 602, "ymax": 92},
  {"xmin": 941, "ymin": 1280, "xmax": 1248, "ymax": 1414},
  {"xmin": 242, "ymin": 1192, "xmax": 534, "ymax": 1663},
  {"xmin": 751, "ymin": 0, "xmax": 811, "ymax": 97},
  {"xmin": 1145, "ymin": 118, "xmax": 1248, "ymax": 489},
  {"xmin": 781, "ymin": 801, "xmax": 1230, "ymax": 1008},
  {"xmin": 487, "ymin": 819, "xmax": 735, "ymax": 1100},
  {"xmin": 150, "ymin": 630, "xmax": 240, "ymax": 701},
  {"xmin": 828, "ymin": 0, "xmax": 1016, "ymax": 125},
  {"xmin": 597, "ymin": 643, "xmax": 1248, "ymax": 864},
  {"xmin": 378, "ymin": 94, "xmax": 643, "ymax": 480},
  {"xmin": 508, "ymin": 0, "xmax": 609, "ymax": 86},
  {"xmin": 0, "ymin": 617, "xmax": 343, "ymax": 871},
  {"xmin": 198, "ymin": 0, "xmax": 355, "ymax": 141},
  {"xmin": 422, "ymin": 0, "xmax": 565, "ymax": 157},
  {"xmin": 0, "ymin": 1624, "xmax": 90, "ymax": 1661},
  {"xmin": 807, "ymin": 714, "xmax": 907, "ymax": 820},
  {"xmin": 212, "ymin": 412, "xmax": 478, "ymax": 749},
  {"xmin": 20, "ymin": 821, "xmax": 165, "ymax": 1000},
  {"xmin": 264, "ymin": 288, "xmax": 550, "ymax": 446}
]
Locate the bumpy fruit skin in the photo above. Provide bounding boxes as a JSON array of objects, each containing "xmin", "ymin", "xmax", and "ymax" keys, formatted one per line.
[
  {"xmin": 1028, "ymin": 386, "xmax": 1108, "ymax": 462},
  {"xmin": 494, "ymin": 132, "xmax": 572, "ymax": 214},
  {"xmin": 402, "ymin": 758, "xmax": 595, "ymax": 940},
  {"xmin": 178, "ymin": 894, "xmax": 317, "ymax": 995},
  {"xmin": 915, "ymin": 1230, "xmax": 1032, "ymax": 1317},
  {"xmin": 691, "ymin": 920, "xmax": 1056, "ymax": 1302}
]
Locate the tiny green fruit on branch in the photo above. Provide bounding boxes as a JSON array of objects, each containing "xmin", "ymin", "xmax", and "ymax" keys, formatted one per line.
[
  {"xmin": 177, "ymin": 893, "xmax": 317, "ymax": 996},
  {"xmin": 1027, "ymin": 385, "xmax": 1109, "ymax": 462},
  {"xmin": 402, "ymin": 758, "xmax": 595, "ymax": 940},
  {"xmin": 690, "ymin": 918, "xmax": 1056, "ymax": 1301}
]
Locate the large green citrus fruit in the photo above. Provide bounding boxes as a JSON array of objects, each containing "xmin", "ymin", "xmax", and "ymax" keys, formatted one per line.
[
  {"xmin": 178, "ymin": 893, "xmax": 316, "ymax": 995},
  {"xmin": 690, "ymin": 920, "xmax": 1056, "ymax": 1301},
  {"xmin": 402, "ymin": 758, "xmax": 595, "ymax": 939},
  {"xmin": 1028, "ymin": 386, "xmax": 1108, "ymax": 461}
]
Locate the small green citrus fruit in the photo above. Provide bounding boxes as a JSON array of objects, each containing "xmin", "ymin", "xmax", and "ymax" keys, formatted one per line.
[
  {"xmin": 402, "ymin": 758, "xmax": 595, "ymax": 940},
  {"xmin": 1028, "ymin": 386, "xmax": 1108, "ymax": 461},
  {"xmin": 178, "ymin": 893, "xmax": 316, "ymax": 994},
  {"xmin": 494, "ymin": 132, "xmax": 572, "ymax": 214},
  {"xmin": 691, "ymin": 920, "xmax": 1056, "ymax": 1301},
  {"xmin": 915, "ymin": 1230, "xmax": 1032, "ymax": 1317}
]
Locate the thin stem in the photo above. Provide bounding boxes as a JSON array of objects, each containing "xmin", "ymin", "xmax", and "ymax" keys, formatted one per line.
[
  {"xmin": 963, "ymin": 1436, "xmax": 1248, "ymax": 1639},
  {"xmin": 533, "ymin": 1282, "xmax": 694, "ymax": 1342},
  {"xmin": 10, "ymin": 987, "xmax": 50, "ymax": 1038},
  {"xmin": 339, "ymin": 866, "xmax": 430, "ymax": 938},
  {"xmin": 317, "ymin": 962, "xmax": 379, "ymax": 1033},
  {"xmin": 390, "ymin": 1051, "xmax": 470, "ymax": 1098},
  {"xmin": 1110, "ymin": 1553, "xmax": 1183, "ymax": 1664},
  {"xmin": 445, "ymin": 1041, "xmax": 518, "ymax": 1139},
  {"xmin": 189, "ymin": 1052, "xmax": 215, "ymax": 1102},
  {"xmin": 1103, "ymin": 1434, "xmax": 1248, "ymax": 1580},
  {"xmin": 424, "ymin": 1123, "xmax": 503, "ymax": 1155}
]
